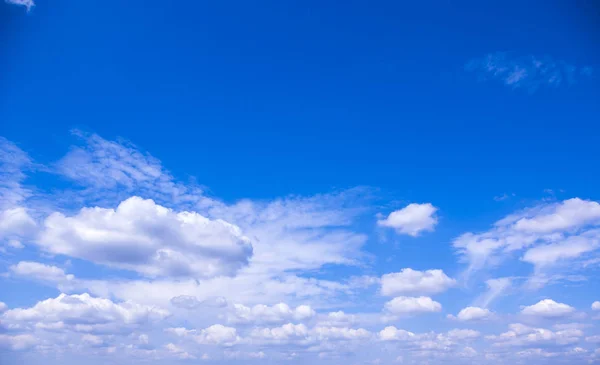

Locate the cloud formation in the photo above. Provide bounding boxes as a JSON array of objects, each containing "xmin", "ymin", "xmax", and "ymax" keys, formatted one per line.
[
  {"xmin": 36, "ymin": 196, "xmax": 253, "ymax": 278},
  {"xmin": 380, "ymin": 268, "xmax": 455, "ymax": 296},
  {"xmin": 466, "ymin": 52, "xmax": 593, "ymax": 91},
  {"xmin": 377, "ymin": 203, "xmax": 438, "ymax": 236}
]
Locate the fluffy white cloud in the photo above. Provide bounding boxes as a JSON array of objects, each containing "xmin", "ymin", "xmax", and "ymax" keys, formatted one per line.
[
  {"xmin": 0, "ymin": 301, "xmax": 7, "ymax": 312},
  {"xmin": 521, "ymin": 299, "xmax": 575, "ymax": 318},
  {"xmin": 10, "ymin": 261, "xmax": 74, "ymax": 284},
  {"xmin": 312, "ymin": 326, "xmax": 371, "ymax": 341},
  {"xmin": 317, "ymin": 311, "xmax": 357, "ymax": 327},
  {"xmin": 228, "ymin": 302, "xmax": 315, "ymax": 324},
  {"xmin": 486, "ymin": 323, "xmax": 583, "ymax": 347},
  {"xmin": 250, "ymin": 323, "xmax": 310, "ymax": 344},
  {"xmin": 0, "ymin": 334, "xmax": 37, "ymax": 351},
  {"xmin": 448, "ymin": 306, "xmax": 492, "ymax": 321},
  {"xmin": 380, "ymin": 268, "xmax": 455, "ymax": 296},
  {"xmin": 195, "ymin": 324, "xmax": 240, "ymax": 346},
  {"xmin": 592, "ymin": 301, "xmax": 600, "ymax": 311},
  {"xmin": 0, "ymin": 207, "xmax": 36, "ymax": 241},
  {"xmin": 379, "ymin": 326, "xmax": 417, "ymax": 341},
  {"xmin": 383, "ymin": 296, "xmax": 442, "ymax": 316},
  {"xmin": 36, "ymin": 196, "xmax": 253, "ymax": 278},
  {"xmin": 377, "ymin": 203, "xmax": 438, "ymax": 236},
  {"xmin": 2, "ymin": 293, "xmax": 169, "ymax": 334},
  {"xmin": 166, "ymin": 324, "xmax": 240, "ymax": 346},
  {"xmin": 522, "ymin": 236, "xmax": 599, "ymax": 268},
  {"xmin": 454, "ymin": 198, "xmax": 600, "ymax": 279},
  {"xmin": 164, "ymin": 343, "xmax": 196, "ymax": 359}
]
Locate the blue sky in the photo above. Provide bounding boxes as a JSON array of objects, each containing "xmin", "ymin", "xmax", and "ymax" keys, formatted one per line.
[{"xmin": 1, "ymin": 0, "xmax": 600, "ymax": 364}]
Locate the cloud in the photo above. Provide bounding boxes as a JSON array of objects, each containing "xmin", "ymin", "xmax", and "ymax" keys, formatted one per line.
[
  {"xmin": 195, "ymin": 324, "xmax": 240, "ymax": 346},
  {"xmin": 383, "ymin": 296, "xmax": 442, "ymax": 317},
  {"xmin": 466, "ymin": 52, "xmax": 593, "ymax": 91},
  {"xmin": 228, "ymin": 302, "xmax": 315, "ymax": 324},
  {"xmin": 249, "ymin": 323, "xmax": 309, "ymax": 344},
  {"xmin": 36, "ymin": 196, "xmax": 253, "ymax": 278},
  {"xmin": 170, "ymin": 295, "xmax": 227, "ymax": 309},
  {"xmin": 380, "ymin": 268, "xmax": 455, "ymax": 296},
  {"xmin": 453, "ymin": 198, "xmax": 600, "ymax": 280},
  {"xmin": 521, "ymin": 299, "xmax": 575, "ymax": 318},
  {"xmin": 4, "ymin": 0, "xmax": 34, "ymax": 11},
  {"xmin": 0, "ymin": 301, "xmax": 7, "ymax": 312},
  {"xmin": 592, "ymin": 301, "xmax": 600, "ymax": 311},
  {"xmin": 0, "ymin": 137, "xmax": 33, "ymax": 209},
  {"xmin": 0, "ymin": 207, "xmax": 37, "ymax": 242},
  {"xmin": 9, "ymin": 261, "xmax": 74, "ymax": 284},
  {"xmin": 2, "ymin": 293, "xmax": 169, "ymax": 335},
  {"xmin": 486, "ymin": 323, "xmax": 583, "ymax": 347},
  {"xmin": 448, "ymin": 306, "xmax": 492, "ymax": 321},
  {"xmin": 474, "ymin": 277, "xmax": 512, "ymax": 308},
  {"xmin": 0, "ymin": 334, "xmax": 37, "ymax": 351},
  {"xmin": 377, "ymin": 203, "xmax": 438, "ymax": 236}
]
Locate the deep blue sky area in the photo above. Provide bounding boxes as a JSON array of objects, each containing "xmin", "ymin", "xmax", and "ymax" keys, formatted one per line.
[{"xmin": 2, "ymin": 0, "xmax": 599, "ymax": 208}]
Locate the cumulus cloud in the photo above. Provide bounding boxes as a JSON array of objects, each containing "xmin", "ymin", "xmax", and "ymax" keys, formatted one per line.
[
  {"xmin": 383, "ymin": 296, "xmax": 442, "ymax": 317},
  {"xmin": 10, "ymin": 261, "xmax": 74, "ymax": 284},
  {"xmin": 592, "ymin": 301, "xmax": 600, "ymax": 310},
  {"xmin": 2, "ymin": 293, "xmax": 169, "ymax": 334},
  {"xmin": 36, "ymin": 196, "xmax": 253, "ymax": 278},
  {"xmin": 0, "ymin": 301, "xmax": 7, "ymax": 312},
  {"xmin": 377, "ymin": 203, "xmax": 438, "ymax": 236},
  {"xmin": 448, "ymin": 306, "xmax": 492, "ymax": 321},
  {"xmin": 454, "ymin": 198, "xmax": 600, "ymax": 279},
  {"xmin": 0, "ymin": 334, "xmax": 37, "ymax": 351},
  {"xmin": 166, "ymin": 324, "xmax": 240, "ymax": 346},
  {"xmin": 0, "ymin": 207, "xmax": 36, "ymax": 243},
  {"xmin": 521, "ymin": 299, "xmax": 575, "ymax": 318},
  {"xmin": 228, "ymin": 302, "xmax": 315, "ymax": 324},
  {"xmin": 486, "ymin": 323, "xmax": 583, "ymax": 347},
  {"xmin": 466, "ymin": 52, "xmax": 593, "ymax": 91},
  {"xmin": 380, "ymin": 268, "xmax": 455, "ymax": 296}
]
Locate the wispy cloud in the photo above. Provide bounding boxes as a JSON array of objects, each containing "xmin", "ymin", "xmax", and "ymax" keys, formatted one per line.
[
  {"xmin": 466, "ymin": 52, "xmax": 593, "ymax": 92},
  {"xmin": 5, "ymin": 0, "xmax": 34, "ymax": 11}
]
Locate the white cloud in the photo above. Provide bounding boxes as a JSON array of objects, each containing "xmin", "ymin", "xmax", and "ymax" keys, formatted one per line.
[
  {"xmin": 170, "ymin": 295, "xmax": 227, "ymax": 309},
  {"xmin": 377, "ymin": 203, "xmax": 438, "ymax": 236},
  {"xmin": 383, "ymin": 296, "xmax": 442, "ymax": 316},
  {"xmin": 592, "ymin": 301, "xmax": 600, "ymax": 310},
  {"xmin": 0, "ymin": 334, "xmax": 37, "ymax": 351},
  {"xmin": 448, "ymin": 306, "xmax": 492, "ymax": 321},
  {"xmin": 378, "ymin": 326, "xmax": 417, "ymax": 341},
  {"xmin": 466, "ymin": 52, "xmax": 593, "ymax": 91},
  {"xmin": 522, "ymin": 236, "xmax": 599, "ymax": 268},
  {"xmin": 0, "ymin": 137, "xmax": 33, "ymax": 209},
  {"xmin": 486, "ymin": 323, "xmax": 583, "ymax": 347},
  {"xmin": 10, "ymin": 261, "xmax": 74, "ymax": 284},
  {"xmin": 164, "ymin": 343, "xmax": 196, "ymax": 360},
  {"xmin": 380, "ymin": 268, "xmax": 455, "ymax": 296},
  {"xmin": 249, "ymin": 323, "xmax": 309, "ymax": 344},
  {"xmin": 228, "ymin": 302, "xmax": 315, "ymax": 324},
  {"xmin": 474, "ymin": 277, "xmax": 512, "ymax": 308},
  {"xmin": 521, "ymin": 299, "xmax": 575, "ymax": 318},
  {"xmin": 454, "ymin": 198, "xmax": 600, "ymax": 279},
  {"xmin": 4, "ymin": 0, "xmax": 34, "ymax": 11},
  {"xmin": 195, "ymin": 324, "xmax": 240, "ymax": 346},
  {"xmin": 0, "ymin": 207, "xmax": 36, "ymax": 242},
  {"xmin": 0, "ymin": 301, "xmax": 7, "ymax": 312},
  {"xmin": 37, "ymin": 196, "xmax": 253, "ymax": 278},
  {"xmin": 312, "ymin": 326, "xmax": 371, "ymax": 341},
  {"xmin": 317, "ymin": 311, "xmax": 357, "ymax": 327},
  {"xmin": 2, "ymin": 293, "xmax": 169, "ymax": 334}
]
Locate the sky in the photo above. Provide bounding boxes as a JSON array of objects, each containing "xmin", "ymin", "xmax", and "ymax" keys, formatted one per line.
[{"xmin": 1, "ymin": 0, "xmax": 600, "ymax": 364}]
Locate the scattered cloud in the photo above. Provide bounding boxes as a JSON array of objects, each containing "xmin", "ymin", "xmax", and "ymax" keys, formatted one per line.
[
  {"xmin": 521, "ymin": 299, "xmax": 575, "ymax": 318},
  {"xmin": 227, "ymin": 302, "xmax": 315, "ymax": 324},
  {"xmin": 36, "ymin": 196, "xmax": 253, "ymax": 278},
  {"xmin": 592, "ymin": 301, "xmax": 600, "ymax": 311},
  {"xmin": 377, "ymin": 203, "xmax": 438, "ymax": 236},
  {"xmin": 448, "ymin": 306, "xmax": 493, "ymax": 321},
  {"xmin": 383, "ymin": 296, "xmax": 442, "ymax": 317},
  {"xmin": 380, "ymin": 268, "xmax": 456, "ymax": 296},
  {"xmin": 466, "ymin": 52, "xmax": 593, "ymax": 92}
]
